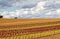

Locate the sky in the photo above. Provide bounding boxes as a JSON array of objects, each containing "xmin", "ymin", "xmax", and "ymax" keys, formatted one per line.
[{"xmin": 0, "ymin": 0, "xmax": 60, "ymax": 18}]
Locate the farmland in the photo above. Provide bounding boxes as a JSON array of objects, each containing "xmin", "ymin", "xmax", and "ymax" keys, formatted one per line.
[{"xmin": 0, "ymin": 18, "xmax": 60, "ymax": 39}]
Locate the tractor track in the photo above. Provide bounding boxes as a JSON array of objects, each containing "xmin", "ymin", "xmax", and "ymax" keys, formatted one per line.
[{"xmin": 0, "ymin": 25, "xmax": 60, "ymax": 38}]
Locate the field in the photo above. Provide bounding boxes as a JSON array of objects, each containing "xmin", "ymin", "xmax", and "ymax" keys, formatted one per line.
[{"xmin": 0, "ymin": 18, "xmax": 60, "ymax": 39}]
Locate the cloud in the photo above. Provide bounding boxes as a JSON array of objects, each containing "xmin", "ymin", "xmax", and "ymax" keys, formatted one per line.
[
  {"xmin": 15, "ymin": 0, "xmax": 60, "ymax": 18},
  {"xmin": 0, "ymin": 0, "xmax": 60, "ymax": 18},
  {"xmin": 0, "ymin": 0, "xmax": 16, "ymax": 8}
]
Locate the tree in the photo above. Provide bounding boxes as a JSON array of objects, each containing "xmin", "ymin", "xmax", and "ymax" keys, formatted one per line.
[{"xmin": 0, "ymin": 15, "xmax": 3, "ymax": 18}]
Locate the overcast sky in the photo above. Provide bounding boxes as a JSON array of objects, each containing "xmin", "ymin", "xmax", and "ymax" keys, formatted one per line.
[{"xmin": 0, "ymin": 0, "xmax": 60, "ymax": 18}]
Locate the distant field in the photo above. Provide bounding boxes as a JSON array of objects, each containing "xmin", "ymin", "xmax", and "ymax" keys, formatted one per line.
[{"xmin": 0, "ymin": 18, "xmax": 60, "ymax": 39}]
